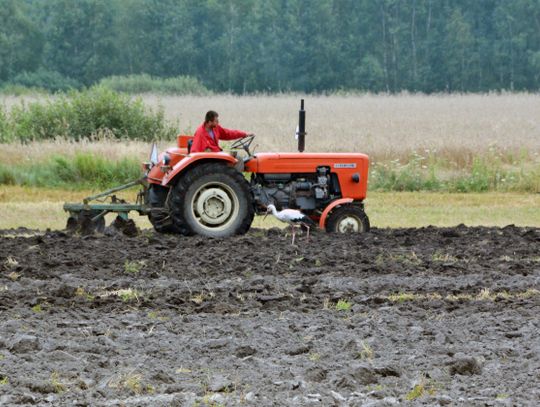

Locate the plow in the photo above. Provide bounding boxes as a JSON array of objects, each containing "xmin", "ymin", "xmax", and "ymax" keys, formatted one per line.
[
  {"xmin": 63, "ymin": 100, "xmax": 371, "ymax": 236},
  {"xmin": 63, "ymin": 178, "xmax": 149, "ymax": 235}
]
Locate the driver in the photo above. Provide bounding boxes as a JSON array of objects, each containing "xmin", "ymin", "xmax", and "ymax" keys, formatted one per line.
[{"xmin": 191, "ymin": 110, "xmax": 252, "ymax": 153}]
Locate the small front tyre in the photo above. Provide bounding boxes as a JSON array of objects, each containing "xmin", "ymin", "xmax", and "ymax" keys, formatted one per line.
[{"xmin": 326, "ymin": 205, "xmax": 370, "ymax": 233}]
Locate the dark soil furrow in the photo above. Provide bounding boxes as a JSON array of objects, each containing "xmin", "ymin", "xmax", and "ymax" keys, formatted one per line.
[{"xmin": 0, "ymin": 226, "xmax": 538, "ymax": 405}]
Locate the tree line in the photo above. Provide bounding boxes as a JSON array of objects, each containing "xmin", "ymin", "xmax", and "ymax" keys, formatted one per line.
[{"xmin": 1, "ymin": 0, "xmax": 540, "ymax": 93}]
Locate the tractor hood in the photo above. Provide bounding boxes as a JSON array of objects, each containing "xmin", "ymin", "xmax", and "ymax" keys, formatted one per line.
[{"xmin": 245, "ymin": 152, "xmax": 369, "ymax": 173}]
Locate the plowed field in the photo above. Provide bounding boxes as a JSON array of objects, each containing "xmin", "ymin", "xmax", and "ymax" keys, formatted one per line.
[{"xmin": 0, "ymin": 226, "xmax": 539, "ymax": 405}]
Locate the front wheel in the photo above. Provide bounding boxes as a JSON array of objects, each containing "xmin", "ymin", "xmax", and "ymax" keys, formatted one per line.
[
  {"xmin": 326, "ymin": 205, "xmax": 370, "ymax": 233},
  {"xmin": 170, "ymin": 162, "xmax": 254, "ymax": 237}
]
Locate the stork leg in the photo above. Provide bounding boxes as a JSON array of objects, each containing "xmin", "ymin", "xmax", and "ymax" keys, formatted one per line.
[
  {"xmin": 291, "ymin": 226, "xmax": 296, "ymax": 245},
  {"xmin": 305, "ymin": 225, "xmax": 310, "ymax": 241}
]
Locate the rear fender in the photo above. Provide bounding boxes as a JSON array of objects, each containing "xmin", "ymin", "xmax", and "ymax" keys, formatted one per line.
[
  {"xmin": 146, "ymin": 148, "xmax": 186, "ymax": 185},
  {"xmin": 319, "ymin": 198, "xmax": 354, "ymax": 229},
  {"xmin": 161, "ymin": 152, "xmax": 238, "ymax": 186}
]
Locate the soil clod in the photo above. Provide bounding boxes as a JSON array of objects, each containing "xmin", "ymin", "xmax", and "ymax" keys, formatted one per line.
[
  {"xmin": 9, "ymin": 335, "xmax": 41, "ymax": 354},
  {"xmin": 449, "ymin": 355, "xmax": 483, "ymax": 376}
]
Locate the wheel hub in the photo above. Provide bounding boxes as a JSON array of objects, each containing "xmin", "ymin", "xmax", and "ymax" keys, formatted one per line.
[
  {"xmin": 194, "ymin": 186, "xmax": 234, "ymax": 226},
  {"xmin": 338, "ymin": 216, "xmax": 361, "ymax": 233}
]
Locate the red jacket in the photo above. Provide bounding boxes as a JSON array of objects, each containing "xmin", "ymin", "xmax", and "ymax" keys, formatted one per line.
[{"xmin": 191, "ymin": 123, "xmax": 246, "ymax": 153}]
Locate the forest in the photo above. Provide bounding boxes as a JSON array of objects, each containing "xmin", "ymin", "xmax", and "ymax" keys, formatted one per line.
[{"xmin": 1, "ymin": 0, "xmax": 540, "ymax": 93}]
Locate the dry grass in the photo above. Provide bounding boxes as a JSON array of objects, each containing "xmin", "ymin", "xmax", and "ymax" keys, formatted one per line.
[
  {"xmin": 2, "ymin": 93, "xmax": 539, "ymax": 167},
  {"xmin": 0, "ymin": 186, "xmax": 538, "ymax": 231},
  {"xmin": 367, "ymin": 191, "xmax": 540, "ymax": 227},
  {"xmin": 137, "ymin": 94, "xmax": 540, "ymax": 162},
  {"xmin": 0, "ymin": 138, "xmax": 151, "ymax": 166}
]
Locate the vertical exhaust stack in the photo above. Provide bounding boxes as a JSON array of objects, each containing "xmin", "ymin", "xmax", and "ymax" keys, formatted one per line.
[{"xmin": 298, "ymin": 99, "xmax": 306, "ymax": 152}]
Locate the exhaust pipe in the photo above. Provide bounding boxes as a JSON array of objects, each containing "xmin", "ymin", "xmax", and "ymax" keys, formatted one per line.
[{"xmin": 298, "ymin": 99, "xmax": 306, "ymax": 152}]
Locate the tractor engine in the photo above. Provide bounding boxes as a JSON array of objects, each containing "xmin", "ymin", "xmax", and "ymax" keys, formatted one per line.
[{"xmin": 252, "ymin": 166, "xmax": 339, "ymax": 212}]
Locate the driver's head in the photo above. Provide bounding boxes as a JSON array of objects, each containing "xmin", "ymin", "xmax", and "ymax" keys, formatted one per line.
[{"xmin": 205, "ymin": 110, "xmax": 219, "ymax": 128}]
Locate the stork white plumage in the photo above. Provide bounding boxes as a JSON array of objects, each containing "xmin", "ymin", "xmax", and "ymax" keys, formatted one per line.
[{"xmin": 264, "ymin": 204, "xmax": 316, "ymax": 244}]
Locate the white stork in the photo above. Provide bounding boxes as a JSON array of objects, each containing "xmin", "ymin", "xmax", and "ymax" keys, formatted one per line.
[{"xmin": 264, "ymin": 204, "xmax": 316, "ymax": 244}]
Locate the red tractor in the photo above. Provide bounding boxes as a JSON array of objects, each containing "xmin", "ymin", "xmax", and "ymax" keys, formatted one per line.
[
  {"xmin": 64, "ymin": 100, "xmax": 370, "ymax": 236},
  {"xmin": 145, "ymin": 100, "xmax": 369, "ymax": 237}
]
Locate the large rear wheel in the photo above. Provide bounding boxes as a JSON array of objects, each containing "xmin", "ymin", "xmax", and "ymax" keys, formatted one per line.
[
  {"xmin": 326, "ymin": 205, "xmax": 370, "ymax": 233},
  {"xmin": 170, "ymin": 162, "xmax": 254, "ymax": 237}
]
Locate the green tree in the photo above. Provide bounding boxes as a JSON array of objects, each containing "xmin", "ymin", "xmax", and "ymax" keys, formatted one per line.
[
  {"xmin": 41, "ymin": 0, "xmax": 120, "ymax": 85},
  {"xmin": 445, "ymin": 8, "xmax": 475, "ymax": 91},
  {"xmin": 5, "ymin": 0, "xmax": 540, "ymax": 93},
  {"xmin": 0, "ymin": 0, "xmax": 42, "ymax": 82}
]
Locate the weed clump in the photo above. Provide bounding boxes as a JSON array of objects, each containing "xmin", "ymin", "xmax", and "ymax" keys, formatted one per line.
[
  {"xmin": 124, "ymin": 260, "xmax": 145, "ymax": 274},
  {"xmin": 31, "ymin": 304, "xmax": 43, "ymax": 313},
  {"xmin": 358, "ymin": 341, "xmax": 374, "ymax": 360},
  {"xmin": 50, "ymin": 371, "xmax": 66, "ymax": 393},
  {"xmin": 405, "ymin": 377, "xmax": 437, "ymax": 400},
  {"xmin": 109, "ymin": 373, "xmax": 154, "ymax": 395},
  {"xmin": 336, "ymin": 299, "xmax": 352, "ymax": 311},
  {"xmin": 117, "ymin": 289, "xmax": 141, "ymax": 302}
]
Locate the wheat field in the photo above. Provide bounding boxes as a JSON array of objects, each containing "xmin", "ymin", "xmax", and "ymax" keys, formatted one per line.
[{"xmin": 2, "ymin": 93, "xmax": 539, "ymax": 167}]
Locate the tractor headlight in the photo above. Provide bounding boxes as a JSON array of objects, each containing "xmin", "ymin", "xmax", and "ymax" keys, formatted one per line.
[{"xmin": 163, "ymin": 154, "xmax": 171, "ymax": 165}]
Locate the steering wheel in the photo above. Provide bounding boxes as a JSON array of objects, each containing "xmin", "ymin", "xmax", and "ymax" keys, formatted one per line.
[{"xmin": 231, "ymin": 134, "xmax": 255, "ymax": 153}]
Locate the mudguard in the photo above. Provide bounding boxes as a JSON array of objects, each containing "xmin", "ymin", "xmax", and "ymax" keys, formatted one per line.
[
  {"xmin": 319, "ymin": 198, "xmax": 354, "ymax": 229},
  {"xmin": 161, "ymin": 152, "xmax": 238, "ymax": 186}
]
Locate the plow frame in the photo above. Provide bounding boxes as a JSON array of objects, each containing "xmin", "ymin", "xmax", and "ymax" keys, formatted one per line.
[{"xmin": 63, "ymin": 177, "xmax": 149, "ymax": 223}]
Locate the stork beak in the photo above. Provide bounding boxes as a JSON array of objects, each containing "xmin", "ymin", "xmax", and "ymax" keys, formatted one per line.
[{"xmin": 263, "ymin": 212, "xmax": 268, "ymax": 221}]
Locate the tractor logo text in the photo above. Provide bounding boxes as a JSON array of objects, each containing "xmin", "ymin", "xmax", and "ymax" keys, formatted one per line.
[{"xmin": 334, "ymin": 163, "xmax": 356, "ymax": 168}]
